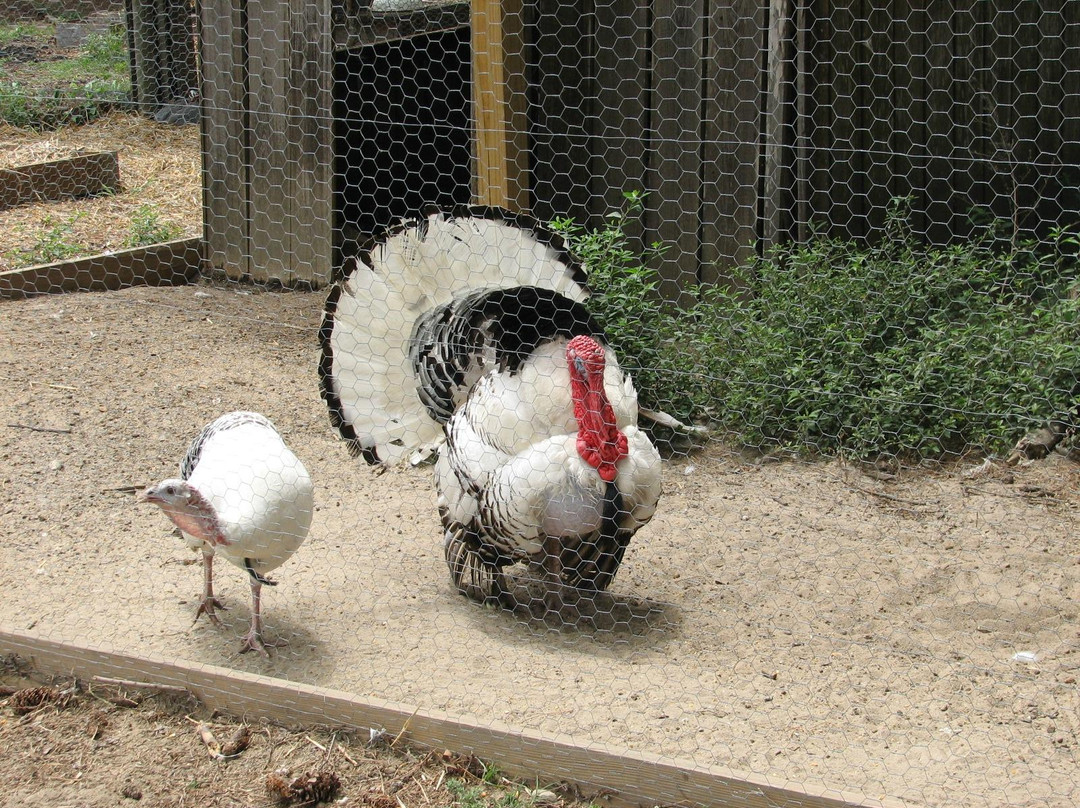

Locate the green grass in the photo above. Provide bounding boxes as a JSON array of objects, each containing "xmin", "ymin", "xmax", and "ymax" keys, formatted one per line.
[
  {"xmin": 445, "ymin": 778, "xmax": 532, "ymax": 808},
  {"xmin": 0, "ymin": 26, "xmax": 131, "ymax": 129},
  {"xmin": 0, "ymin": 22, "xmax": 52, "ymax": 45},
  {"xmin": 8, "ymin": 214, "xmax": 91, "ymax": 267},
  {"xmin": 38, "ymin": 30, "xmax": 128, "ymax": 85}
]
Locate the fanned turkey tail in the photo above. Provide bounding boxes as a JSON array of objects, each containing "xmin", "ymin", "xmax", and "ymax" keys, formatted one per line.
[{"xmin": 319, "ymin": 205, "xmax": 596, "ymax": 465}]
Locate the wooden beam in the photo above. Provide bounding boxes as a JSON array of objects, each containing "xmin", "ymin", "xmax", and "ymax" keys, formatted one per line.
[
  {"xmin": 702, "ymin": 0, "xmax": 762, "ymax": 283},
  {"xmin": 763, "ymin": 0, "xmax": 796, "ymax": 249},
  {"xmin": 471, "ymin": 0, "xmax": 529, "ymax": 211},
  {"xmin": 650, "ymin": 0, "xmax": 704, "ymax": 305},
  {"xmin": 0, "ymin": 152, "xmax": 120, "ymax": 212},
  {"xmin": 199, "ymin": 0, "xmax": 249, "ymax": 280},
  {"xmin": 0, "ymin": 238, "xmax": 201, "ymax": 301},
  {"xmin": 0, "ymin": 626, "xmax": 908, "ymax": 808}
]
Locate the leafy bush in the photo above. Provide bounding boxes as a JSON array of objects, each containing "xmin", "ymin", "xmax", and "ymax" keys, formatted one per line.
[
  {"xmin": 126, "ymin": 204, "xmax": 182, "ymax": 247},
  {"xmin": 8, "ymin": 214, "xmax": 89, "ymax": 267},
  {"xmin": 700, "ymin": 202, "xmax": 1080, "ymax": 457},
  {"xmin": 565, "ymin": 196, "xmax": 1080, "ymax": 459},
  {"xmin": 550, "ymin": 191, "xmax": 698, "ymax": 416}
]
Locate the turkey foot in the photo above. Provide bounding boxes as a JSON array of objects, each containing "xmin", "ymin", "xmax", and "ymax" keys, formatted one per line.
[
  {"xmin": 238, "ymin": 628, "xmax": 288, "ymax": 658},
  {"xmin": 193, "ymin": 596, "xmax": 226, "ymax": 627}
]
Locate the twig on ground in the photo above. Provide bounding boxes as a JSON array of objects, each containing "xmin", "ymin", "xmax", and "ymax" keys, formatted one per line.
[
  {"xmin": 187, "ymin": 717, "xmax": 224, "ymax": 759},
  {"xmin": 391, "ymin": 708, "xmax": 418, "ymax": 749},
  {"xmin": 221, "ymin": 725, "xmax": 252, "ymax": 757},
  {"xmin": 91, "ymin": 675, "xmax": 190, "ymax": 694},
  {"xmin": 843, "ymin": 482, "xmax": 938, "ymax": 507},
  {"xmin": 8, "ymin": 423, "xmax": 72, "ymax": 434}
]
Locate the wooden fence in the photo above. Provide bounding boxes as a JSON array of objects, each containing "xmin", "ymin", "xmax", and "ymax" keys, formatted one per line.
[
  {"xmin": 189, "ymin": 0, "xmax": 1079, "ymax": 290},
  {"xmin": 526, "ymin": 0, "xmax": 1080, "ymax": 299}
]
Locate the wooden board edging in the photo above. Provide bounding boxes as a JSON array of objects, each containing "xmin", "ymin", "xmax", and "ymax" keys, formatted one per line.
[
  {"xmin": 0, "ymin": 238, "xmax": 201, "ymax": 301},
  {"xmin": 0, "ymin": 626, "xmax": 907, "ymax": 808},
  {"xmin": 0, "ymin": 152, "xmax": 121, "ymax": 211}
]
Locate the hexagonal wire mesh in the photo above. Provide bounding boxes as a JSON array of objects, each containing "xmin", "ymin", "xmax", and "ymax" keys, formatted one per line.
[{"xmin": 1, "ymin": 0, "xmax": 1079, "ymax": 806}]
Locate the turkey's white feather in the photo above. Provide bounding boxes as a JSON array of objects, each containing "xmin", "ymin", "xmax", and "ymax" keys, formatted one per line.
[
  {"xmin": 324, "ymin": 209, "xmax": 589, "ymax": 463},
  {"xmin": 183, "ymin": 414, "xmax": 313, "ymax": 577}
]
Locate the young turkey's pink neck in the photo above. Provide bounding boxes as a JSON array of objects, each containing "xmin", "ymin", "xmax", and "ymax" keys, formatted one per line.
[
  {"xmin": 567, "ymin": 336, "xmax": 628, "ymax": 483},
  {"xmin": 162, "ymin": 487, "xmax": 230, "ymax": 547}
]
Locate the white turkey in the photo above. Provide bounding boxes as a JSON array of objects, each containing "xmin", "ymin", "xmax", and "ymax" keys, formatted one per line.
[
  {"xmin": 319, "ymin": 206, "xmax": 662, "ymax": 612},
  {"xmin": 139, "ymin": 411, "xmax": 314, "ymax": 655}
]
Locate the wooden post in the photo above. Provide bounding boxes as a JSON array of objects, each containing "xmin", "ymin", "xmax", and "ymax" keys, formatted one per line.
[
  {"xmin": 763, "ymin": 0, "xmax": 795, "ymax": 250},
  {"xmin": 471, "ymin": 0, "xmax": 529, "ymax": 211},
  {"xmin": 201, "ymin": 0, "xmax": 334, "ymax": 287},
  {"xmin": 701, "ymin": 0, "xmax": 763, "ymax": 285},
  {"xmin": 650, "ymin": 0, "xmax": 705, "ymax": 306},
  {"xmin": 127, "ymin": 0, "xmax": 162, "ymax": 110}
]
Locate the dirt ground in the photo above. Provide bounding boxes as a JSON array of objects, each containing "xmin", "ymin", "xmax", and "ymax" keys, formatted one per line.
[
  {"xmin": 0, "ymin": 114, "xmax": 201, "ymax": 272},
  {"xmin": 1, "ymin": 281, "xmax": 1079, "ymax": 808},
  {"xmin": 0, "ymin": 659, "xmax": 570, "ymax": 808}
]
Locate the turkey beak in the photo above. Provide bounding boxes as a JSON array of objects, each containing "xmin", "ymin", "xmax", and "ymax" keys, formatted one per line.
[
  {"xmin": 137, "ymin": 486, "xmax": 159, "ymax": 504},
  {"xmin": 571, "ymin": 355, "xmax": 588, "ymax": 379}
]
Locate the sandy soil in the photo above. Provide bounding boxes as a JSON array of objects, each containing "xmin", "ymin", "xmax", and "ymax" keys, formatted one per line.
[
  {"xmin": 0, "ymin": 660, "xmax": 564, "ymax": 808},
  {"xmin": 1, "ymin": 282, "xmax": 1078, "ymax": 807}
]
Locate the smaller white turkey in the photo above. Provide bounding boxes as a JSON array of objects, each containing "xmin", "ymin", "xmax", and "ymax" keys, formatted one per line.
[{"xmin": 139, "ymin": 411, "xmax": 314, "ymax": 656}]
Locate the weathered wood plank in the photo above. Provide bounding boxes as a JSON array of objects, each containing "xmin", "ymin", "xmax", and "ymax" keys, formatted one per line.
[
  {"xmin": 1011, "ymin": 0, "xmax": 1051, "ymax": 236},
  {"xmin": 701, "ymin": 0, "xmax": 761, "ymax": 282},
  {"xmin": 793, "ymin": 0, "xmax": 813, "ymax": 243},
  {"xmin": 472, "ymin": 0, "xmax": 529, "ymax": 211},
  {"xmin": 864, "ymin": 1, "xmax": 894, "ymax": 231},
  {"xmin": 649, "ymin": 0, "xmax": 704, "ymax": 305},
  {"xmin": 0, "ymin": 152, "xmax": 120, "ymax": 212},
  {"xmin": 890, "ymin": 0, "xmax": 929, "ymax": 237},
  {"xmin": 811, "ymin": 0, "xmax": 860, "ymax": 239},
  {"xmin": 0, "ymin": 239, "xmax": 201, "ymax": 301},
  {"xmin": 763, "ymin": 0, "xmax": 796, "ymax": 249},
  {"xmin": 528, "ymin": 0, "xmax": 595, "ymax": 225},
  {"xmin": 126, "ymin": 0, "xmax": 160, "ymax": 110},
  {"xmin": 0, "ymin": 626, "xmax": 909, "ymax": 808},
  {"xmin": 332, "ymin": 1, "xmax": 469, "ymax": 51},
  {"xmin": 199, "ymin": 0, "xmax": 249, "ymax": 279},
  {"xmin": 923, "ymin": 1, "xmax": 964, "ymax": 244},
  {"xmin": 286, "ymin": 0, "xmax": 334, "ymax": 286},
  {"xmin": 248, "ymin": 0, "xmax": 291, "ymax": 284},
  {"xmin": 592, "ymin": 0, "xmax": 650, "ymax": 230}
]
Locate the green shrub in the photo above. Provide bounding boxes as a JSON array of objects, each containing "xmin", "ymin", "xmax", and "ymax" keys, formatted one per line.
[
  {"xmin": 699, "ymin": 202, "xmax": 1080, "ymax": 457},
  {"xmin": 9, "ymin": 214, "xmax": 89, "ymax": 267},
  {"xmin": 550, "ymin": 191, "xmax": 699, "ymax": 417},
  {"xmin": 125, "ymin": 204, "xmax": 182, "ymax": 247},
  {"xmin": 564, "ymin": 195, "xmax": 1080, "ymax": 459}
]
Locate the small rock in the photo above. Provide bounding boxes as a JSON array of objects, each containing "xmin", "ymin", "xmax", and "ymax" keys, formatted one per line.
[{"xmin": 49, "ymin": 459, "xmax": 64, "ymax": 471}]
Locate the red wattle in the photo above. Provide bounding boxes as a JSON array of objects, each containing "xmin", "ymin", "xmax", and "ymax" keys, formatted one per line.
[{"xmin": 568, "ymin": 338, "xmax": 628, "ymax": 482}]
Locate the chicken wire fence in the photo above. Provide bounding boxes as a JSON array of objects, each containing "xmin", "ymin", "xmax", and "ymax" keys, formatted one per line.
[{"xmin": 2, "ymin": 1, "xmax": 1079, "ymax": 807}]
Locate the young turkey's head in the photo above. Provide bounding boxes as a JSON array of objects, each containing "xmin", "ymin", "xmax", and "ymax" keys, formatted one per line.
[{"xmin": 139, "ymin": 479, "xmax": 228, "ymax": 546}]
